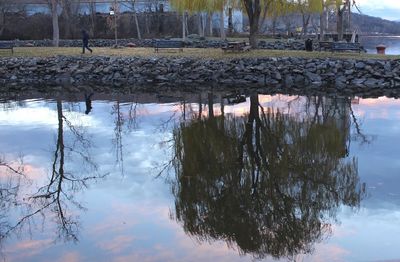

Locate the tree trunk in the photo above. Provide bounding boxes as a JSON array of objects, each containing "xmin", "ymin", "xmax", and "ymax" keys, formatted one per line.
[
  {"xmin": 158, "ymin": 3, "xmax": 164, "ymax": 35},
  {"xmin": 51, "ymin": 0, "xmax": 59, "ymax": 47},
  {"xmin": 134, "ymin": 12, "xmax": 141, "ymax": 39},
  {"xmin": 198, "ymin": 13, "xmax": 202, "ymax": 36},
  {"xmin": 228, "ymin": 7, "xmax": 233, "ymax": 35},
  {"xmin": 114, "ymin": 13, "xmax": 118, "ymax": 46},
  {"xmin": 56, "ymin": 99, "xmax": 64, "ymax": 179},
  {"xmin": 182, "ymin": 12, "xmax": 187, "ymax": 40},
  {"xmin": 272, "ymin": 16, "xmax": 277, "ymax": 36},
  {"xmin": 0, "ymin": 9, "xmax": 5, "ymax": 37},
  {"xmin": 249, "ymin": 19, "xmax": 258, "ymax": 48},
  {"xmin": 337, "ymin": 8, "xmax": 344, "ymax": 41},
  {"xmin": 198, "ymin": 94, "xmax": 202, "ymax": 120},
  {"xmin": 319, "ymin": 7, "xmax": 324, "ymax": 40},
  {"xmin": 208, "ymin": 92, "xmax": 214, "ymax": 119},
  {"xmin": 220, "ymin": 95, "xmax": 224, "ymax": 117},
  {"xmin": 201, "ymin": 13, "xmax": 206, "ymax": 37},
  {"xmin": 145, "ymin": 14, "xmax": 150, "ymax": 35},
  {"xmin": 244, "ymin": 0, "xmax": 261, "ymax": 48},
  {"xmin": 207, "ymin": 12, "xmax": 212, "ymax": 36},
  {"xmin": 302, "ymin": 13, "xmax": 310, "ymax": 37},
  {"xmin": 219, "ymin": 10, "xmax": 225, "ymax": 39},
  {"xmin": 63, "ymin": 10, "xmax": 72, "ymax": 38},
  {"xmin": 89, "ymin": 1, "xmax": 96, "ymax": 37}
]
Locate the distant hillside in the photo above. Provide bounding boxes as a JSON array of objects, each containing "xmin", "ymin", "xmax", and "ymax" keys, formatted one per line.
[{"xmin": 352, "ymin": 13, "xmax": 400, "ymax": 35}]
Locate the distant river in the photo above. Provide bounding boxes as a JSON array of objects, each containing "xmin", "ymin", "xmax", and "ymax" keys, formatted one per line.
[{"xmin": 360, "ymin": 35, "xmax": 400, "ymax": 55}]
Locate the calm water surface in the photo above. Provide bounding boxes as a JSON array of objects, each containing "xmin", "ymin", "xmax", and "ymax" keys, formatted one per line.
[
  {"xmin": 1, "ymin": 92, "xmax": 400, "ymax": 261},
  {"xmin": 361, "ymin": 35, "xmax": 400, "ymax": 55}
]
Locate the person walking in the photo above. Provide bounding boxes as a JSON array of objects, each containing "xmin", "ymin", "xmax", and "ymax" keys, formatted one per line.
[{"xmin": 81, "ymin": 29, "xmax": 93, "ymax": 54}]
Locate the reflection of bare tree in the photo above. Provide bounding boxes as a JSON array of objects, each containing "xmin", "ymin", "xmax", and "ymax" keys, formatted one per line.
[
  {"xmin": 127, "ymin": 102, "xmax": 139, "ymax": 131},
  {"xmin": 0, "ymin": 99, "xmax": 106, "ymax": 246},
  {"xmin": 111, "ymin": 99, "xmax": 143, "ymax": 175},
  {"xmin": 112, "ymin": 101, "xmax": 125, "ymax": 175},
  {"xmin": 0, "ymin": 100, "xmax": 26, "ymax": 111},
  {"xmin": 0, "ymin": 156, "xmax": 25, "ymax": 246},
  {"xmin": 171, "ymin": 94, "xmax": 366, "ymax": 260},
  {"xmin": 349, "ymin": 106, "xmax": 373, "ymax": 145}
]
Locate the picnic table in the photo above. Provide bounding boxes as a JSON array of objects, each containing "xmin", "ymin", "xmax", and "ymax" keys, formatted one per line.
[{"xmin": 221, "ymin": 42, "xmax": 251, "ymax": 52}]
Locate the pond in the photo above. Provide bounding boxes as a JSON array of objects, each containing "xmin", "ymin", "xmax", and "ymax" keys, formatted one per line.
[
  {"xmin": 1, "ymin": 91, "xmax": 400, "ymax": 262},
  {"xmin": 361, "ymin": 35, "xmax": 400, "ymax": 55}
]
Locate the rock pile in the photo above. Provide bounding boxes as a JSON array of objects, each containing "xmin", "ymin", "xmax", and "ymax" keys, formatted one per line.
[
  {"xmin": 1, "ymin": 56, "xmax": 399, "ymax": 95},
  {"xmin": 8, "ymin": 38, "xmax": 320, "ymax": 51}
]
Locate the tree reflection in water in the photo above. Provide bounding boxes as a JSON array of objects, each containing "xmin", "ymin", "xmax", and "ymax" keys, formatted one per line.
[
  {"xmin": 171, "ymin": 93, "xmax": 366, "ymax": 259},
  {"xmin": 0, "ymin": 99, "xmax": 106, "ymax": 247}
]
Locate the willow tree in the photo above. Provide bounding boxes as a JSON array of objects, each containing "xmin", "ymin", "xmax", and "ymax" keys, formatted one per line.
[
  {"xmin": 170, "ymin": 0, "xmax": 227, "ymax": 39},
  {"xmin": 292, "ymin": 0, "xmax": 323, "ymax": 36},
  {"xmin": 267, "ymin": 0, "xmax": 295, "ymax": 36}
]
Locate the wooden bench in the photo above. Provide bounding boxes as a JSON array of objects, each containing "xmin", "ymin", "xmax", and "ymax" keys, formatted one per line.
[
  {"xmin": 0, "ymin": 41, "xmax": 14, "ymax": 54},
  {"xmin": 331, "ymin": 42, "xmax": 361, "ymax": 53},
  {"xmin": 221, "ymin": 41, "xmax": 251, "ymax": 52},
  {"xmin": 318, "ymin": 41, "xmax": 332, "ymax": 51},
  {"xmin": 154, "ymin": 40, "xmax": 184, "ymax": 53}
]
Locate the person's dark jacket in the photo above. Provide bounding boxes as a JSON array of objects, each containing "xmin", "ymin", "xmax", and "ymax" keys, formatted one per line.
[{"xmin": 82, "ymin": 30, "xmax": 89, "ymax": 44}]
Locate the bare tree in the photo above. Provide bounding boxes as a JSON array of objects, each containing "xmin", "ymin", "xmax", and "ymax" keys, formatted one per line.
[
  {"xmin": 60, "ymin": 0, "xmax": 81, "ymax": 38},
  {"xmin": 0, "ymin": 0, "xmax": 9, "ymax": 37},
  {"xmin": 87, "ymin": 0, "xmax": 96, "ymax": 36},
  {"xmin": 49, "ymin": 0, "xmax": 60, "ymax": 46},
  {"xmin": 129, "ymin": 0, "xmax": 141, "ymax": 39}
]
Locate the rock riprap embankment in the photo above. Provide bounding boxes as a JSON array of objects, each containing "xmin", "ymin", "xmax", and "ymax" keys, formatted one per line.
[
  {"xmin": 1, "ymin": 56, "xmax": 399, "ymax": 92},
  {"xmin": 9, "ymin": 38, "xmax": 316, "ymax": 50}
]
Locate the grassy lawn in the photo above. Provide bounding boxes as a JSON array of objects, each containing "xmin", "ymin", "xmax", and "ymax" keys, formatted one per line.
[{"xmin": 1, "ymin": 47, "xmax": 399, "ymax": 60}]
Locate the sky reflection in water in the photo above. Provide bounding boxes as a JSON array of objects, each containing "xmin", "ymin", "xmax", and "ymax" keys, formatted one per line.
[{"xmin": 0, "ymin": 93, "xmax": 400, "ymax": 261}]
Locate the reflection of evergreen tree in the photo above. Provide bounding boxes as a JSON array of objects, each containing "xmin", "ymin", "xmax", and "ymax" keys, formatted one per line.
[{"xmin": 172, "ymin": 94, "xmax": 365, "ymax": 259}]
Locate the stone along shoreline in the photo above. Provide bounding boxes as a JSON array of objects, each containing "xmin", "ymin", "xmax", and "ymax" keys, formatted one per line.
[{"xmin": 1, "ymin": 55, "xmax": 399, "ymax": 94}]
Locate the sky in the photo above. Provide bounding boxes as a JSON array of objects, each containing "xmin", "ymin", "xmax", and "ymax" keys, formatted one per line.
[{"xmin": 357, "ymin": 0, "xmax": 400, "ymax": 21}]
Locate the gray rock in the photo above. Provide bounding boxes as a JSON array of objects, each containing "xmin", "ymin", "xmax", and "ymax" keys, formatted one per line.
[
  {"xmin": 364, "ymin": 78, "xmax": 380, "ymax": 88},
  {"xmin": 304, "ymin": 71, "xmax": 321, "ymax": 83},
  {"xmin": 351, "ymin": 78, "xmax": 366, "ymax": 87},
  {"xmin": 294, "ymin": 75, "xmax": 305, "ymax": 84},
  {"xmin": 335, "ymin": 76, "xmax": 347, "ymax": 88},
  {"xmin": 284, "ymin": 75, "xmax": 294, "ymax": 87},
  {"xmin": 113, "ymin": 72, "xmax": 121, "ymax": 79},
  {"xmin": 274, "ymin": 72, "xmax": 282, "ymax": 81},
  {"xmin": 355, "ymin": 62, "xmax": 366, "ymax": 70}
]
